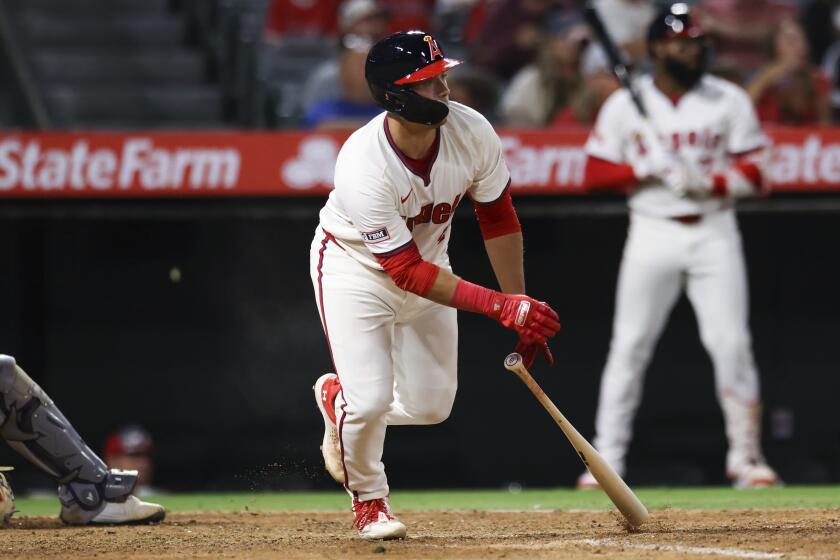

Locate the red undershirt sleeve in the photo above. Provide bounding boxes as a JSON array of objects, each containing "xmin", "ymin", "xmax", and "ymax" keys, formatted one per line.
[
  {"xmin": 583, "ymin": 155, "xmax": 639, "ymax": 193},
  {"xmin": 469, "ymin": 185, "xmax": 522, "ymax": 240},
  {"xmin": 711, "ymin": 152, "xmax": 766, "ymax": 197},
  {"xmin": 374, "ymin": 241, "xmax": 440, "ymax": 297}
]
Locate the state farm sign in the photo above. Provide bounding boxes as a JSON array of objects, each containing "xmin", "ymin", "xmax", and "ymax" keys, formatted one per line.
[
  {"xmin": 770, "ymin": 134, "xmax": 840, "ymax": 188},
  {"xmin": 0, "ymin": 128, "xmax": 838, "ymax": 197},
  {"xmin": 0, "ymin": 137, "xmax": 240, "ymax": 193}
]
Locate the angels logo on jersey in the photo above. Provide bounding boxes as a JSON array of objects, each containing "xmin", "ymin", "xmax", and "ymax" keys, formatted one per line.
[
  {"xmin": 405, "ymin": 194, "xmax": 461, "ymax": 232},
  {"xmin": 424, "ymin": 35, "xmax": 442, "ymax": 60}
]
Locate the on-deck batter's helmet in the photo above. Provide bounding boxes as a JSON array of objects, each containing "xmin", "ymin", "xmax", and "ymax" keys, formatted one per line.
[
  {"xmin": 365, "ymin": 30, "xmax": 462, "ymax": 126},
  {"xmin": 647, "ymin": 2, "xmax": 705, "ymax": 45}
]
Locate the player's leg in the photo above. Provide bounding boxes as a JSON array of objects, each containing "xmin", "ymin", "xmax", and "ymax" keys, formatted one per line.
[
  {"xmin": 584, "ymin": 215, "xmax": 685, "ymax": 485},
  {"xmin": 685, "ymin": 211, "xmax": 778, "ymax": 488},
  {"xmin": 0, "ymin": 355, "xmax": 165, "ymax": 524},
  {"xmin": 310, "ymin": 230, "xmax": 406, "ymax": 539},
  {"xmin": 387, "ymin": 295, "xmax": 458, "ymax": 426}
]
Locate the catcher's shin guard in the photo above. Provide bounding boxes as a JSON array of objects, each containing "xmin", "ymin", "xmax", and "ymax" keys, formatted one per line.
[{"xmin": 0, "ymin": 354, "xmax": 136, "ymax": 521}]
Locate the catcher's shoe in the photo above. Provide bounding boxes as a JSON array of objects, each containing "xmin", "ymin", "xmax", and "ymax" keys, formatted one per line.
[
  {"xmin": 0, "ymin": 467, "xmax": 15, "ymax": 524},
  {"xmin": 352, "ymin": 496, "xmax": 406, "ymax": 540},
  {"xmin": 61, "ymin": 495, "xmax": 165, "ymax": 525},
  {"xmin": 313, "ymin": 373, "xmax": 345, "ymax": 484},
  {"xmin": 576, "ymin": 470, "xmax": 600, "ymax": 490},
  {"xmin": 730, "ymin": 463, "xmax": 781, "ymax": 489}
]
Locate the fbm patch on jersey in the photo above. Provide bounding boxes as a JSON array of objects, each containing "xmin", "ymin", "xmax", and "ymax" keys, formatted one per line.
[{"xmin": 361, "ymin": 228, "xmax": 390, "ymax": 243}]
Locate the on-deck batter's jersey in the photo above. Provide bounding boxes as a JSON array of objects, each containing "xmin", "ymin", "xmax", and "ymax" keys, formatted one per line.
[
  {"xmin": 585, "ymin": 74, "xmax": 767, "ymax": 218},
  {"xmin": 319, "ymin": 101, "xmax": 511, "ymax": 270}
]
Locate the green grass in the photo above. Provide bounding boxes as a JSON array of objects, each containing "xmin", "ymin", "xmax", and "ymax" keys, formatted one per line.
[{"xmin": 12, "ymin": 486, "xmax": 840, "ymax": 517}]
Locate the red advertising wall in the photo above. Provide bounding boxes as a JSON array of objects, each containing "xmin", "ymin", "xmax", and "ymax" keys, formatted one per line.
[{"xmin": 0, "ymin": 128, "xmax": 838, "ymax": 198}]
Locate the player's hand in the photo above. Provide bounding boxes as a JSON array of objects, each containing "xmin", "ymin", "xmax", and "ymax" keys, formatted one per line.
[
  {"xmin": 515, "ymin": 338, "xmax": 554, "ymax": 368},
  {"xmin": 659, "ymin": 161, "xmax": 712, "ymax": 198},
  {"xmin": 631, "ymin": 150, "xmax": 672, "ymax": 182},
  {"xmin": 487, "ymin": 294, "xmax": 561, "ymax": 344}
]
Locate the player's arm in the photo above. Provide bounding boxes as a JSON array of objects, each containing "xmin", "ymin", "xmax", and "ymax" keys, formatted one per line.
[
  {"xmin": 464, "ymin": 119, "xmax": 556, "ymax": 366},
  {"xmin": 471, "ymin": 184, "xmax": 524, "ymax": 294},
  {"xmin": 376, "ymin": 241, "xmax": 560, "ymax": 370},
  {"xmin": 581, "ymin": 92, "xmax": 642, "ymax": 193},
  {"xmin": 692, "ymin": 88, "xmax": 770, "ymax": 199}
]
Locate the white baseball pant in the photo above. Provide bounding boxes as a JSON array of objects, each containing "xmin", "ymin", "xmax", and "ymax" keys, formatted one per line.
[
  {"xmin": 592, "ymin": 209, "xmax": 764, "ymax": 475},
  {"xmin": 310, "ymin": 227, "xmax": 458, "ymax": 500}
]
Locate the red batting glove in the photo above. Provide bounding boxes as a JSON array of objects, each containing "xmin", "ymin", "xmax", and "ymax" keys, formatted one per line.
[
  {"xmin": 515, "ymin": 338, "xmax": 554, "ymax": 368},
  {"xmin": 485, "ymin": 293, "xmax": 561, "ymax": 344},
  {"xmin": 449, "ymin": 280, "xmax": 561, "ymax": 345}
]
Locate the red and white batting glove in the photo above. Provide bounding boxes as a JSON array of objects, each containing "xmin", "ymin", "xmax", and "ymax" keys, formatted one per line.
[
  {"xmin": 449, "ymin": 281, "xmax": 561, "ymax": 354},
  {"xmin": 485, "ymin": 293, "xmax": 561, "ymax": 344},
  {"xmin": 515, "ymin": 338, "xmax": 554, "ymax": 368}
]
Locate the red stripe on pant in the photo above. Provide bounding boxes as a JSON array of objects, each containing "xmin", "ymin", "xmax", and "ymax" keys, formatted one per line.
[{"xmin": 317, "ymin": 230, "xmax": 353, "ymax": 493}]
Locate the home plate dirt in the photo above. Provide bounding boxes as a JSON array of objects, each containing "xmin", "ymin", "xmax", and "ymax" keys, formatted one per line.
[{"xmin": 3, "ymin": 509, "xmax": 838, "ymax": 559}]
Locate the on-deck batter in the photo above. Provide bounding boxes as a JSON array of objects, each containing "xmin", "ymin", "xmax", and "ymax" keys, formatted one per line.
[
  {"xmin": 578, "ymin": 3, "xmax": 780, "ymax": 489},
  {"xmin": 309, "ymin": 31, "xmax": 560, "ymax": 540}
]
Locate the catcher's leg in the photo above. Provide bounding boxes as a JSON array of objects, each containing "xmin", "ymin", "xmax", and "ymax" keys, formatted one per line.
[{"xmin": 0, "ymin": 354, "xmax": 165, "ymax": 524}]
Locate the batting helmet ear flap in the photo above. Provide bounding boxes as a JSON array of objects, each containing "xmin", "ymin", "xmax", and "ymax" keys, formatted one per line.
[{"xmin": 369, "ymin": 81, "xmax": 451, "ymax": 126}]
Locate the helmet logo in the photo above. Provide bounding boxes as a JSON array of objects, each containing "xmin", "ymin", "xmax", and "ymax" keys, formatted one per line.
[{"xmin": 424, "ymin": 35, "xmax": 443, "ymax": 60}]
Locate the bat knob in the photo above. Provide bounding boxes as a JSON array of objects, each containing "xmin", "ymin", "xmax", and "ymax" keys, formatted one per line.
[{"xmin": 504, "ymin": 353, "xmax": 522, "ymax": 371}]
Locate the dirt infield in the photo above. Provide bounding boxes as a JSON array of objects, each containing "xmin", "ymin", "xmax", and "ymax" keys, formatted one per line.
[{"xmin": 2, "ymin": 509, "xmax": 838, "ymax": 560}]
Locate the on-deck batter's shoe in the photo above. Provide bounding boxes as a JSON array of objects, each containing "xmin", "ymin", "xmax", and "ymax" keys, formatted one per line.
[
  {"xmin": 352, "ymin": 496, "xmax": 407, "ymax": 540},
  {"xmin": 313, "ymin": 373, "xmax": 345, "ymax": 484},
  {"xmin": 730, "ymin": 463, "xmax": 781, "ymax": 489},
  {"xmin": 61, "ymin": 495, "xmax": 166, "ymax": 525},
  {"xmin": 576, "ymin": 470, "xmax": 600, "ymax": 490}
]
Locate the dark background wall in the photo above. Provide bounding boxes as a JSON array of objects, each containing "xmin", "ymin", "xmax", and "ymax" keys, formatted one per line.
[{"xmin": 0, "ymin": 196, "xmax": 838, "ymax": 493}]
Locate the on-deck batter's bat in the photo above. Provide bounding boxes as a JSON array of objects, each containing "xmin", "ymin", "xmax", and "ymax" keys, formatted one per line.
[
  {"xmin": 504, "ymin": 352, "xmax": 650, "ymax": 528},
  {"xmin": 582, "ymin": 2, "xmax": 648, "ymax": 118},
  {"xmin": 583, "ymin": 1, "xmax": 670, "ymax": 162}
]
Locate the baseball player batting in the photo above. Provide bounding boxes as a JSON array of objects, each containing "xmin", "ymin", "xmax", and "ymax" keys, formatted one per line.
[
  {"xmin": 0, "ymin": 354, "xmax": 165, "ymax": 524},
  {"xmin": 578, "ymin": 3, "xmax": 779, "ymax": 490},
  {"xmin": 309, "ymin": 31, "xmax": 560, "ymax": 540}
]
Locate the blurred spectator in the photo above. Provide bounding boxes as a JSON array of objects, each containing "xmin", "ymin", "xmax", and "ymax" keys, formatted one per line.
[
  {"xmin": 447, "ymin": 66, "xmax": 503, "ymax": 120},
  {"xmin": 300, "ymin": 0, "xmax": 390, "ymax": 113},
  {"xmin": 303, "ymin": 34, "xmax": 382, "ymax": 129},
  {"xmin": 593, "ymin": 0, "xmax": 656, "ymax": 66},
  {"xmin": 696, "ymin": 0, "xmax": 798, "ymax": 79},
  {"xmin": 385, "ymin": 0, "xmax": 436, "ymax": 34},
  {"xmin": 800, "ymin": 0, "xmax": 836, "ymax": 65},
  {"xmin": 436, "ymin": 0, "xmax": 485, "ymax": 48},
  {"xmin": 469, "ymin": 0, "xmax": 559, "ymax": 81},
  {"xmin": 103, "ymin": 425, "xmax": 162, "ymax": 496},
  {"xmin": 499, "ymin": 20, "xmax": 587, "ymax": 127},
  {"xmin": 820, "ymin": 4, "xmax": 840, "ymax": 120},
  {"xmin": 552, "ymin": 43, "xmax": 620, "ymax": 126},
  {"xmin": 264, "ymin": 0, "xmax": 341, "ymax": 41},
  {"xmin": 747, "ymin": 19, "xmax": 831, "ymax": 125}
]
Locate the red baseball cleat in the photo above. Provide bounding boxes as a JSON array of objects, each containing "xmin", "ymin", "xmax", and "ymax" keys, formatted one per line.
[
  {"xmin": 576, "ymin": 470, "xmax": 600, "ymax": 490},
  {"xmin": 352, "ymin": 496, "xmax": 407, "ymax": 540},
  {"xmin": 313, "ymin": 373, "xmax": 345, "ymax": 484}
]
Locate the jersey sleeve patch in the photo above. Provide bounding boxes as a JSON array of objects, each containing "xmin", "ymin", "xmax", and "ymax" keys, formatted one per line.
[{"xmin": 361, "ymin": 228, "xmax": 391, "ymax": 244}]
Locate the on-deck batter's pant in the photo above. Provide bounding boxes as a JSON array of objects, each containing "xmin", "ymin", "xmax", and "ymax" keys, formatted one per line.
[
  {"xmin": 310, "ymin": 227, "xmax": 458, "ymax": 500},
  {"xmin": 592, "ymin": 210, "xmax": 764, "ymax": 476}
]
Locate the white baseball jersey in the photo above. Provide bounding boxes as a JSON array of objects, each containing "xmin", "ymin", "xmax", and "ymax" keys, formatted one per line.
[
  {"xmin": 585, "ymin": 74, "xmax": 767, "ymax": 217},
  {"xmin": 311, "ymin": 102, "xmax": 511, "ymax": 501},
  {"xmin": 318, "ymin": 101, "xmax": 511, "ymax": 270}
]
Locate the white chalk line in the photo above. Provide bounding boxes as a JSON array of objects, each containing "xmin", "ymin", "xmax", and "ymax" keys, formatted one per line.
[{"xmin": 576, "ymin": 538, "xmax": 785, "ymax": 559}]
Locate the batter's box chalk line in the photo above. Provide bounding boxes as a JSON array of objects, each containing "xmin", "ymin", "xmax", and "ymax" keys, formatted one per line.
[{"xmin": 577, "ymin": 538, "xmax": 790, "ymax": 559}]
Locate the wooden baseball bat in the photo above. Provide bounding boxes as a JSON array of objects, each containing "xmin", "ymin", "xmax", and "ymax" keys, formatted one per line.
[{"xmin": 504, "ymin": 352, "xmax": 650, "ymax": 528}]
